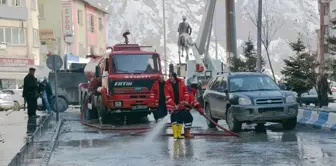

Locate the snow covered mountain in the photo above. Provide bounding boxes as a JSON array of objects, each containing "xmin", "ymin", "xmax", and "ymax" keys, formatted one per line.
[{"xmin": 103, "ymin": 0, "xmax": 319, "ymax": 77}]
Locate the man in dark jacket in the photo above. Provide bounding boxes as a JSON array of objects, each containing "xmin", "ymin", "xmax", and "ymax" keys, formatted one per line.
[
  {"xmin": 23, "ymin": 68, "xmax": 39, "ymax": 118},
  {"xmin": 150, "ymin": 73, "xmax": 167, "ymax": 121}
]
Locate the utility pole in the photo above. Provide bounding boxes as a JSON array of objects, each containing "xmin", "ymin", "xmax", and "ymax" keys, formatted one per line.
[
  {"xmin": 256, "ymin": 0, "xmax": 262, "ymax": 72},
  {"xmin": 162, "ymin": 0, "xmax": 168, "ymax": 76},
  {"xmin": 225, "ymin": 0, "xmax": 237, "ymax": 70},
  {"xmin": 319, "ymin": 0, "xmax": 327, "ymax": 77},
  {"xmin": 214, "ymin": 5, "xmax": 218, "ymax": 60}
]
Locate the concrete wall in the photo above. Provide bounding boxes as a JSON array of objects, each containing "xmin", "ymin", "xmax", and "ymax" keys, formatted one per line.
[
  {"xmin": 0, "ymin": 0, "xmax": 39, "ymax": 62},
  {"xmin": 73, "ymin": 0, "xmax": 87, "ymax": 56},
  {"xmin": 85, "ymin": 4, "xmax": 106, "ymax": 55},
  {"xmin": 38, "ymin": 0, "xmax": 106, "ymax": 58},
  {"xmin": 0, "ymin": 0, "xmax": 28, "ymax": 20},
  {"xmin": 38, "ymin": 0, "xmax": 62, "ymax": 56},
  {"xmin": 26, "ymin": 0, "xmax": 40, "ymax": 65}
]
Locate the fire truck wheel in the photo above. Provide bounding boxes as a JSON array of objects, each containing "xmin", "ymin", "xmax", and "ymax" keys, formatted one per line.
[{"xmin": 97, "ymin": 95, "xmax": 109, "ymax": 124}]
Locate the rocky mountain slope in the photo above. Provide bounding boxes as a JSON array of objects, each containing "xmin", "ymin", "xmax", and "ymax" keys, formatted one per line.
[{"xmin": 103, "ymin": 0, "xmax": 319, "ymax": 77}]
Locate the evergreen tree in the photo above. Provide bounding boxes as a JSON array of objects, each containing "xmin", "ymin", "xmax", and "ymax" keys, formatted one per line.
[
  {"xmin": 326, "ymin": 59, "xmax": 336, "ymax": 82},
  {"xmin": 229, "ymin": 37, "xmax": 264, "ymax": 72},
  {"xmin": 229, "ymin": 56, "xmax": 245, "ymax": 72},
  {"xmin": 242, "ymin": 37, "xmax": 265, "ymax": 72},
  {"xmin": 326, "ymin": 36, "xmax": 336, "ymax": 81},
  {"xmin": 281, "ymin": 38, "xmax": 317, "ymax": 104}
]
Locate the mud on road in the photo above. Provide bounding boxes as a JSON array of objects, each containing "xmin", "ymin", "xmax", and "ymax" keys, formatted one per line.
[{"xmin": 48, "ymin": 109, "xmax": 336, "ymax": 166}]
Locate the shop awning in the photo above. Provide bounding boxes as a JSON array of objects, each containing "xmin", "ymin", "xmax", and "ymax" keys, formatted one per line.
[{"xmin": 0, "ymin": 72, "xmax": 27, "ymax": 80}]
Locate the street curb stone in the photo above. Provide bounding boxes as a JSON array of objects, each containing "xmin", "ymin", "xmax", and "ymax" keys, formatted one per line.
[{"xmin": 297, "ymin": 108, "xmax": 336, "ymax": 131}]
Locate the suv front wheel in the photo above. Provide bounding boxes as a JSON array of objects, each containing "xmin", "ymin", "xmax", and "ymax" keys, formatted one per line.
[
  {"xmin": 282, "ymin": 117, "xmax": 297, "ymax": 130},
  {"xmin": 226, "ymin": 107, "xmax": 242, "ymax": 132}
]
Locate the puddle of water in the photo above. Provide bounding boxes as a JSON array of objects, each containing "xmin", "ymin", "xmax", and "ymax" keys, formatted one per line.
[{"xmin": 143, "ymin": 115, "xmax": 170, "ymax": 143}]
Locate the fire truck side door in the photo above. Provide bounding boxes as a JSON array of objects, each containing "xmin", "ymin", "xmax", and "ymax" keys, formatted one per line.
[{"xmin": 102, "ymin": 59, "xmax": 109, "ymax": 91}]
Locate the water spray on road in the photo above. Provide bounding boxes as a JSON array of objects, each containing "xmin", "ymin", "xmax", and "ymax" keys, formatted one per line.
[{"xmin": 144, "ymin": 115, "xmax": 170, "ymax": 142}]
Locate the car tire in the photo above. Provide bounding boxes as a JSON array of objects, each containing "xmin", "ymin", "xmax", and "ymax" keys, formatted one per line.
[
  {"xmin": 225, "ymin": 107, "xmax": 242, "ymax": 132},
  {"xmin": 13, "ymin": 101, "xmax": 20, "ymax": 111},
  {"xmin": 255, "ymin": 123, "xmax": 266, "ymax": 132},
  {"xmin": 282, "ymin": 117, "xmax": 297, "ymax": 130},
  {"xmin": 205, "ymin": 104, "xmax": 218, "ymax": 128}
]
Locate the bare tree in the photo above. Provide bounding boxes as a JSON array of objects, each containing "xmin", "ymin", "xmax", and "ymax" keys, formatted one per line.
[{"xmin": 244, "ymin": 0, "xmax": 284, "ymax": 81}]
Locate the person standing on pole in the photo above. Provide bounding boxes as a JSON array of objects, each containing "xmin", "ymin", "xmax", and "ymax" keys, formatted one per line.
[
  {"xmin": 23, "ymin": 68, "xmax": 39, "ymax": 118},
  {"xmin": 177, "ymin": 16, "xmax": 192, "ymax": 46},
  {"xmin": 150, "ymin": 73, "xmax": 168, "ymax": 121}
]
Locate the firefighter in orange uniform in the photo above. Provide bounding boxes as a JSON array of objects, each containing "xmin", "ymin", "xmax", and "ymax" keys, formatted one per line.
[
  {"xmin": 165, "ymin": 72, "xmax": 190, "ymax": 139},
  {"xmin": 185, "ymin": 83, "xmax": 204, "ymax": 115},
  {"xmin": 150, "ymin": 73, "xmax": 167, "ymax": 121}
]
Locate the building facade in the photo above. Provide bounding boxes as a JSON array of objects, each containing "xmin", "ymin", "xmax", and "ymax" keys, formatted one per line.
[
  {"xmin": 38, "ymin": 0, "xmax": 107, "ymax": 68},
  {"xmin": 0, "ymin": 0, "xmax": 41, "ymax": 89}
]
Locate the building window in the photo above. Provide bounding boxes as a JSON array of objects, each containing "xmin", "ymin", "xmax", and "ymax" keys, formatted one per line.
[
  {"xmin": 79, "ymin": 43, "xmax": 84, "ymax": 55},
  {"xmin": 77, "ymin": 10, "xmax": 83, "ymax": 25},
  {"xmin": 89, "ymin": 14, "xmax": 94, "ymax": 32},
  {"xmin": 39, "ymin": 4, "xmax": 44, "ymax": 18},
  {"xmin": 31, "ymin": 0, "xmax": 36, "ymax": 10},
  {"xmin": 98, "ymin": 17, "xmax": 103, "ymax": 31},
  {"xmin": 0, "ymin": 27, "xmax": 25, "ymax": 45},
  {"xmin": 0, "ymin": 0, "xmax": 7, "ymax": 5},
  {"xmin": 33, "ymin": 29, "xmax": 39, "ymax": 46},
  {"xmin": 0, "ymin": 28, "xmax": 4, "ymax": 42},
  {"xmin": 89, "ymin": 45, "xmax": 94, "ymax": 54},
  {"xmin": 12, "ymin": 0, "xmax": 24, "ymax": 7}
]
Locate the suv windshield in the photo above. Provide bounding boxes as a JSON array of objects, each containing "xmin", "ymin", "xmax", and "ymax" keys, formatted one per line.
[
  {"xmin": 111, "ymin": 54, "xmax": 160, "ymax": 74},
  {"xmin": 229, "ymin": 75, "xmax": 280, "ymax": 92}
]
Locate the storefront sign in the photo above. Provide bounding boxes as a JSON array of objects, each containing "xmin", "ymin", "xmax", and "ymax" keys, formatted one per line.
[
  {"xmin": 0, "ymin": 58, "xmax": 34, "ymax": 65},
  {"xmin": 40, "ymin": 29, "xmax": 54, "ymax": 39},
  {"xmin": 62, "ymin": 1, "xmax": 73, "ymax": 35}
]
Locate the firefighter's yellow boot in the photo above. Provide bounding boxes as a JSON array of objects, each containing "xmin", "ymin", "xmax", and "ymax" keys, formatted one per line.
[
  {"xmin": 172, "ymin": 124, "xmax": 178, "ymax": 139},
  {"xmin": 176, "ymin": 124, "xmax": 184, "ymax": 139}
]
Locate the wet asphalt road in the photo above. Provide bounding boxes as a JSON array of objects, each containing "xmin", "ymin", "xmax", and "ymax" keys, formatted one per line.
[{"xmin": 48, "ymin": 109, "xmax": 336, "ymax": 166}]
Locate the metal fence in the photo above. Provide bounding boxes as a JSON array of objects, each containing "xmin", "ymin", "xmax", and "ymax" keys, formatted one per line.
[{"xmin": 8, "ymin": 113, "xmax": 53, "ymax": 166}]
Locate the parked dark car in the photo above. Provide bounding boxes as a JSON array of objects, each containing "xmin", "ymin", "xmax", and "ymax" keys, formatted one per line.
[{"xmin": 203, "ymin": 72, "xmax": 298, "ymax": 132}]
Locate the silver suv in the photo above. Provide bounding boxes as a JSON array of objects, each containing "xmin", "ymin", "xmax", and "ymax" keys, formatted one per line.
[{"xmin": 203, "ymin": 72, "xmax": 298, "ymax": 132}]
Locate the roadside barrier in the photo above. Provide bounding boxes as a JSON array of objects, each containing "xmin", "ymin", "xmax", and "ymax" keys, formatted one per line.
[{"xmin": 297, "ymin": 108, "xmax": 336, "ymax": 131}]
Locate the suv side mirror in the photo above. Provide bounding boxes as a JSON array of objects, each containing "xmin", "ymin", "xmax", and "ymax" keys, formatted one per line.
[{"xmin": 217, "ymin": 87, "xmax": 228, "ymax": 93}]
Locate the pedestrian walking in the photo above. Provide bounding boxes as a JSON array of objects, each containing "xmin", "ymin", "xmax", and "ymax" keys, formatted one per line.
[
  {"xmin": 150, "ymin": 73, "xmax": 168, "ymax": 121},
  {"xmin": 23, "ymin": 68, "xmax": 39, "ymax": 118},
  {"xmin": 165, "ymin": 72, "xmax": 190, "ymax": 139},
  {"xmin": 39, "ymin": 77, "xmax": 53, "ymax": 112}
]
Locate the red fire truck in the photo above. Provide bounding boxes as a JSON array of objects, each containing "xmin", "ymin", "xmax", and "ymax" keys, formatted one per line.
[{"xmin": 79, "ymin": 43, "xmax": 162, "ymax": 124}]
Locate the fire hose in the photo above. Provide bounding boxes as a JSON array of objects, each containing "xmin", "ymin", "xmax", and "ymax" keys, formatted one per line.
[{"xmin": 80, "ymin": 93, "xmax": 239, "ymax": 137}]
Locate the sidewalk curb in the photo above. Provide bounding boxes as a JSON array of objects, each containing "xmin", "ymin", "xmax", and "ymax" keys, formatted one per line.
[
  {"xmin": 7, "ymin": 112, "xmax": 54, "ymax": 166},
  {"xmin": 297, "ymin": 108, "xmax": 336, "ymax": 131}
]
